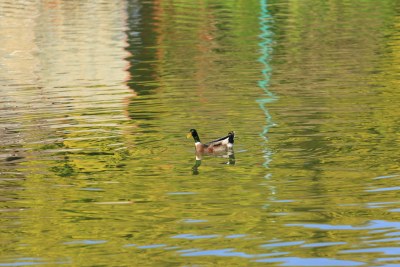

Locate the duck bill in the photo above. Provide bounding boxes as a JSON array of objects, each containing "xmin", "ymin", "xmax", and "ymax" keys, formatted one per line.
[{"xmin": 186, "ymin": 133, "xmax": 192, "ymax": 139}]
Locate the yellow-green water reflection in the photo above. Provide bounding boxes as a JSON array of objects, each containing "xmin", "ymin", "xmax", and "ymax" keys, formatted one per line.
[{"xmin": 1, "ymin": 0, "xmax": 400, "ymax": 266}]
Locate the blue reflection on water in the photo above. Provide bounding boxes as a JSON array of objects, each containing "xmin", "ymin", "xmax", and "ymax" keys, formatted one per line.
[
  {"xmin": 63, "ymin": 240, "xmax": 107, "ymax": 245},
  {"xmin": 225, "ymin": 234, "xmax": 247, "ymax": 239},
  {"xmin": 177, "ymin": 249, "xmax": 287, "ymax": 259},
  {"xmin": 367, "ymin": 186, "xmax": 400, "ymax": 192},
  {"xmin": 0, "ymin": 263, "xmax": 44, "ymax": 267},
  {"xmin": 0, "ymin": 258, "xmax": 70, "ymax": 266},
  {"xmin": 373, "ymin": 174, "xmax": 399, "ymax": 180},
  {"xmin": 171, "ymin": 234, "xmax": 219, "ymax": 240},
  {"xmin": 301, "ymin": 242, "xmax": 346, "ymax": 248},
  {"xmin": 254, "ymin": 257, "xmax": 363, "ymax": 266},
  {"xmin": 261, "ymin": 241, "xmax": 304, "ymax": 248},
  {"xmin": 180, "ymin": 248, "xmax": 253, "ymax": 258},
  {"xmin": 0, "ymin": 260, "xmax": 44, "ymax": 267}
]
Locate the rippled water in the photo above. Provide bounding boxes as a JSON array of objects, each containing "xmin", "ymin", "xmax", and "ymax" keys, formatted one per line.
[{"xmin": 1, "ymin": 0, "xmax": 400, "ymax": 266}]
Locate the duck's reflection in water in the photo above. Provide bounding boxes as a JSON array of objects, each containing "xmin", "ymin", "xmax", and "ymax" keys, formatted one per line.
[{"xmin": 192, "ymin": 151, "xmax": 235, "ymax": 175}]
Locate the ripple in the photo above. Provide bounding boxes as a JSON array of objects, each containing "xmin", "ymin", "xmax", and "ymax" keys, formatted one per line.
[
  {"xmin": 366, "ymin": 237, "xmax": 400, "ymax": 243},
  {"xmin": 137, "ymin": 244, "xmax": 167, "ymax": 249},
  {"xmin": 261, "ymin": 241, "xmax": 304, "ymax": 248},
  {"xmin": 63, "ymin": 240, "xmax": 107, "ymax": 245},
  {"xmin": 181, "ymin": 219, "xmax": 208, "ymax": 223},
  {"xmin": 80, "ymin": 187, "xmax": 104, "ymax": 192},
  {"xmin": 225, "ymin": 234, "xmax": 247, "ymax": 239},
  {"xmin": 367, "ymin": 187, "xmax": 400, "ymax": 193},
  {"xmin": 94, "ymin": 201, "xmax": 133, "ymax": 205},
  {"xmin": 179, "ymin": 248, "xmax": 253, "ymax": 258},
  {"xmin": 1, "ymin": 0, "xmax": 400, "ymax": 266},
  {"xmin": 301, "ymin": 242, "xmax": 347, "ymax": 248},
  {"xmin": 341, "ymin": 247, "xmax": 400, "ymax": 256},
  {"xmin": 254, "ymin": 257, "xmax": 364, "ymax": 266},
  {"xmin": 167, "ymin": 192, "xmax": 197, "ymax": 196},
  {"xmin": 0, "ymin": 261, "xmax": 46, "ymax": 267},
  {"xmin": 171, "ymin": 234, "xmax": 219, "ymax": 240},
  {"xmin": 287, "ymin": 220, "xmax": 400, "ymax": 231},
  {"xmin": 373, "ymin": 175, "xmax": 399, "ymax": 180}
]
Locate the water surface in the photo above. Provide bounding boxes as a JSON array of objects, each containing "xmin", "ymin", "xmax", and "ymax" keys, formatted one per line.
[{"xmin": 1, "ymin": 0, "xmax": 400, "ymax": 266}]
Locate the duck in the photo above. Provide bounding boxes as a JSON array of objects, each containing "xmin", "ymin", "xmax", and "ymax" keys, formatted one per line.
[{"xmin": 187, "ymin": 129, "xmax": 234, "ymax": 154}]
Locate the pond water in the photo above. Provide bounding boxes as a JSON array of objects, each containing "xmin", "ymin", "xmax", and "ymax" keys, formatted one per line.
[{"xmin": 1, "ymin": 0, "xmax": 400, "ymax": 266}]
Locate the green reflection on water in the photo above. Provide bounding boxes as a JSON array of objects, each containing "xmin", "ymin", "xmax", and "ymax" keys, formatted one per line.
[{"xmin": 1, "ymin": 0, "xmax": 400, "ymax": 266}]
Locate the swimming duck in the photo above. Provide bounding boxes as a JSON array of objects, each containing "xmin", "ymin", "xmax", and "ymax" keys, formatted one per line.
[{"xmin": 187, "ymin": 129, "xmax": 234, "ymax": 154}]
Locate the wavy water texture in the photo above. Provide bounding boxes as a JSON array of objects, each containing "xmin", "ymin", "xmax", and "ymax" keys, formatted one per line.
[{"xmin": 1, "ymin": 0, "xmax": 400, "ymax": 266}]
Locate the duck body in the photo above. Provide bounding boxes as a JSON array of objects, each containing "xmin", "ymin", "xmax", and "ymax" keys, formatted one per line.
[{"xmin": 187, "ymin": 129, "xmax": 234, "ymax": 154}]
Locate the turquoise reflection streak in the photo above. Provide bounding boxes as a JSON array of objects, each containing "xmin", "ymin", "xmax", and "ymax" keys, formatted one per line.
[{"xmin": 257, "ymin": 0, "xmax": 277, "ymax": 169}]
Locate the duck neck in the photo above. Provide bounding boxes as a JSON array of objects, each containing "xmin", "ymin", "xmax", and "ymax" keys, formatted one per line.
[{"xmin": 193, "ymin": 133, "xmax": 201, "ymax": 143}]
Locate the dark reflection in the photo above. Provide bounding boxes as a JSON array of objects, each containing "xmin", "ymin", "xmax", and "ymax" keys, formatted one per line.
[
  {"xmin": 125, "ymin": 0, "xmax": 163, "ymax": 131},
  {"xmin": 192, "ymin": 151, "xmax": 235, "ymax": 175},
  {"xmin": 192, "ymin": 155, "xmax": 202, "ymax": 175},
  {"xmin": 5, "ymin": 155, "xmax": 24, "ymax": 162},
  {"xmin": 125, "ymin": 0, "xmax": 160, "ymax": 96}
]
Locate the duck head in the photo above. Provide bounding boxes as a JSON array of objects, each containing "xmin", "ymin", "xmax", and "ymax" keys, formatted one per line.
[{"xmin": 187, "ymin": 129, "xmax": 201, "ymax": 142}]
